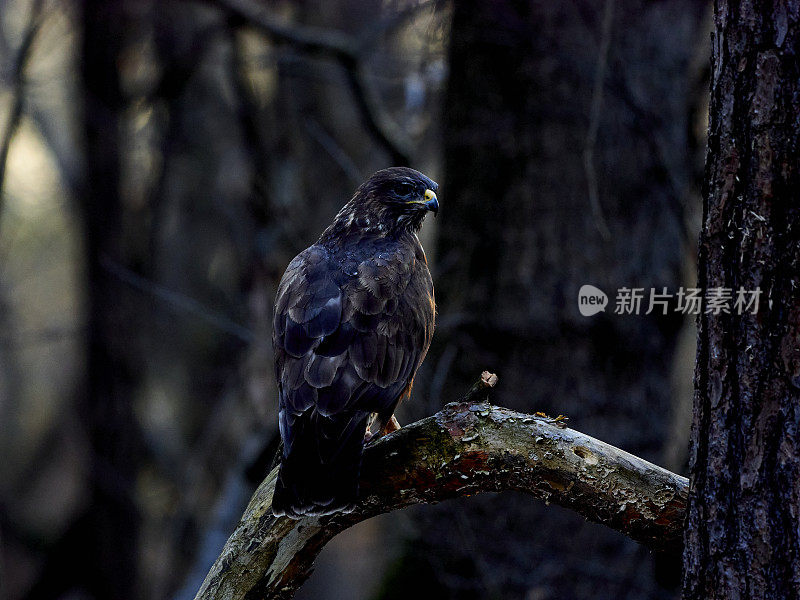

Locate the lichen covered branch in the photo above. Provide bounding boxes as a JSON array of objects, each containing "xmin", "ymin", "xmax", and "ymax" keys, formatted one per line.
[{"xmin": 194, "ymin": 373, "xmax": 687, "ymax": 600}]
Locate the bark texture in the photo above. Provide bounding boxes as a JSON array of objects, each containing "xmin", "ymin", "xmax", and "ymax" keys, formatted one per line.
[
  {"xmin": 683, "ymin": 2, "xmax": 800, "ymax": 599},
  {"xmin": 195, "ymin": 376, "xmax": 688, "ymax": 600}
]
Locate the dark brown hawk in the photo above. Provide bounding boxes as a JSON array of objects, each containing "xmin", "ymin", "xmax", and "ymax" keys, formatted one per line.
[{"xmin": 272, "ymin": 167, "xmax": 438, "ymax": 518}]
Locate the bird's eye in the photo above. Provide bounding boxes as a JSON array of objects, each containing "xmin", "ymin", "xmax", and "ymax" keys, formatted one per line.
[{"xmin": 393, "ymin": 182, "xmax": 415, "ymax": 197}]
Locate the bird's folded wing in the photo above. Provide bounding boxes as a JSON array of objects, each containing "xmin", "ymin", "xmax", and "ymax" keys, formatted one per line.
[{"xmin": 274, "ymin": 243, "xmax": 431, "ymax": 460}]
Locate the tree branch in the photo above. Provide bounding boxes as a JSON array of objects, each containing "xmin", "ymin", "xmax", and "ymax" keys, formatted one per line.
[
  {"xmin": 194, "ymin": 373, "xmax": 688, "ymax": 600},
  {"xmin": 0, "ymin": 0, "xmax": 43, "ymax": 220},
  {"xmin": 582, "ymin": 0, "xmax": 614, "ymax": 241},
  {"xmin": 212, "ymin": 0, "xmax": 415, "ymax": 165}
]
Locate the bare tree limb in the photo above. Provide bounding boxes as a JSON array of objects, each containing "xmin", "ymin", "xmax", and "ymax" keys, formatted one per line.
[
  {"xmin": 100, "ymin": 256, "xmax": 268, "ymax": 346},
  {"xmin": 194, "ymin": 373, "xmax": 688, "ymax": 600},
  {"xmin": 0, "ymin": 0, "xmax": 44, "ymax": 219},
  {"xmin": 583, "ymin": 0, "xmax": 614, "ymax": 241},
  {"xmin": 303, "ymin": 117, "xmax": 364, "ymax": 186},
  {"xmin": 212, "ymin": 0, "xmax": 416, "ymax": 165}
]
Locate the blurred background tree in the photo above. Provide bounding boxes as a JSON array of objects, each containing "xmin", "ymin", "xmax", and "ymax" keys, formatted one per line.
[{"xmin": 0, "ymin": 1, "xmax": 709, "ymax": 599}]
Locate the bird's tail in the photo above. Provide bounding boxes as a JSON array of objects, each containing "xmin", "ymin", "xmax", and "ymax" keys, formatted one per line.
[{"xmin": 272, "ymin": 409, "xmax": 369, "ymax": 519}]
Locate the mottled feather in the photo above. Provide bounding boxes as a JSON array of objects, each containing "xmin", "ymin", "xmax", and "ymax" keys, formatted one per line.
[{"xmin": 272, "ymin": 167, "xmax": 438, "ymax": 518}]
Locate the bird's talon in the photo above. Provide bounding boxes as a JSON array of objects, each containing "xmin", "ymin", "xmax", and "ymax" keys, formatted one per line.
[{"xmin": 382, "ymin": 415, "xmax": 401, "ymax": 435}]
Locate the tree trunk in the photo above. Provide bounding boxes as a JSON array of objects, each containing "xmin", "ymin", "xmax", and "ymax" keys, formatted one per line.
[
  {"xmin": 683, "ymin": 2, "xmax": 800, "ymax": 599},
  {"xmin": 79, "ymin": 3, "xmax": 141, "ymax": 598}
]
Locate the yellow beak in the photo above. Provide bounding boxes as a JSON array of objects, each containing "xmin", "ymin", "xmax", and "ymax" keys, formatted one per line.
[{"xmin": 424, "ymin": 189, "xmax": 439, "ymax": 215}]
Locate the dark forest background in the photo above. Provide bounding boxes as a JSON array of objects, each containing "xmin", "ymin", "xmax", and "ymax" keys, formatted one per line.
[{"xmin": 0, "ymin": 1, "xmax": 711, "ymax": 599}]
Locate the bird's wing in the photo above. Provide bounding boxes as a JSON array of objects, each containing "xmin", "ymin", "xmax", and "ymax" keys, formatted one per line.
[{"xmin": 273, "ymin": 241, "xmax": 434, "ymax": 461}]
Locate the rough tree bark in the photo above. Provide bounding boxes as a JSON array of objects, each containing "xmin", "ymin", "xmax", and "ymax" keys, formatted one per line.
[
  {"xmin": 194, "ymin": 375, "xmax": 688, "ymax": 600},
  {"xmin": 683, "ymin": 1, "xmax": 800, "ymax": 599}
]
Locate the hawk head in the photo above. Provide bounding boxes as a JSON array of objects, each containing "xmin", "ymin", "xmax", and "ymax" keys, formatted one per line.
[{"xmin": 328, "ymin": 167, "xmax": 439, "ymax": 238}]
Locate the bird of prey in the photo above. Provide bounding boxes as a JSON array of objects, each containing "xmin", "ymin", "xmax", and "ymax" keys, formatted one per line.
[{"xmin": 272, "ymin": 167, "xmax": 439, "ymax": 518}]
